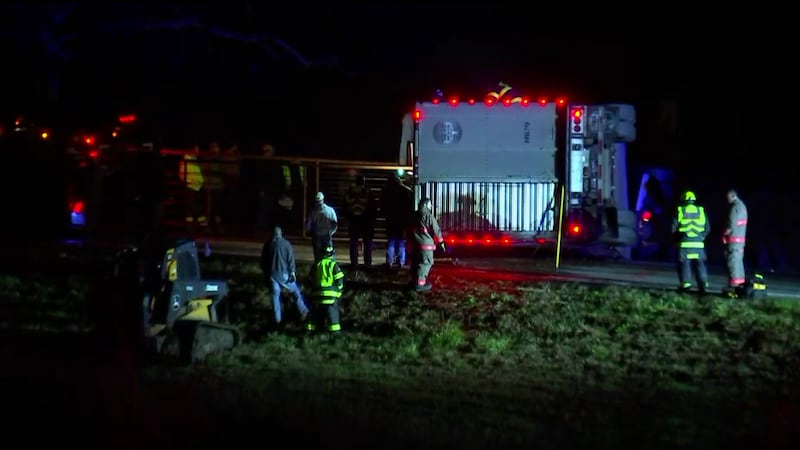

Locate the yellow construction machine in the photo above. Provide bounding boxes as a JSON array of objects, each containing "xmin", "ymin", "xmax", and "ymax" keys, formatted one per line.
[{"xmin": 96, "ymin": 237, "xmax": 242, "ymax": 363}]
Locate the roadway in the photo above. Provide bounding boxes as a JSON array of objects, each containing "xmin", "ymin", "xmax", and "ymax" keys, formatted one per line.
[
  {"xmin": 2, "ymin": 233, "xmax": 797, "ymax": 299},
  {"xmin": 203, "ymin": 236, "xmax": 800, "ymax": 299}
]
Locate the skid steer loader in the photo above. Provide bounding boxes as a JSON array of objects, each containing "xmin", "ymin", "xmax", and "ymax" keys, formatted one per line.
[{"xmin": 98, "ymin": 237, "xmax": 242, "ymax": 363}]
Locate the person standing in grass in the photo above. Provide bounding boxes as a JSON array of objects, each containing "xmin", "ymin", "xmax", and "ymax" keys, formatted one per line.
[
  {"xmin": 305, "ymin": 244, "xmax": 344, "ymax": 337},
  {"xmin": 260, "ymin": 225, "xmax": 309, "ymax": 329}
]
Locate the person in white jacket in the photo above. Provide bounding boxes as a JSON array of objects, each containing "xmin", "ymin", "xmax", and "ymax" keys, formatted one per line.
[{"xmin": 306, "ymin": 191, "xmax": 338, "ymax": 261}]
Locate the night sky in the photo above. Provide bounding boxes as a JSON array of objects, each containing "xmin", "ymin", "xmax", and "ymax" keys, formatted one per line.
[{"xmin": 1, "ymin": 4, "xmax": 797, "ymax": 190}]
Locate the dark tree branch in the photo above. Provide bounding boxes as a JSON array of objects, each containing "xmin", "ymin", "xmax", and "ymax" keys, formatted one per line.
[{"xmin": 143, "ymin": 16, "xmax": 338, "ymax": 67}]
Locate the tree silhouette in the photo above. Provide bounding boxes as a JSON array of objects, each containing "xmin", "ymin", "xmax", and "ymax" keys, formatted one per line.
[{"xmin": 1, "ymin": 3, "xmax": 341, "ymax": 106}]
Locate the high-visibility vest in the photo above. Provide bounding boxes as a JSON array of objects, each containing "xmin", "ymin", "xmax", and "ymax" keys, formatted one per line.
[
  {"xmin": 311, "ymin": 257, "xmax": 344, "ymax": 304},
  {"xmin": 179, "ymin": 154, "xmax": 203, "ymax": 191},
  {"xmin": 676, "ymin": 203, "xmax": 708, "ymax": 249}
]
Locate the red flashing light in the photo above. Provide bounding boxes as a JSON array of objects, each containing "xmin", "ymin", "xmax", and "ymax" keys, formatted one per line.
[
  {"xmin": 119, "ymin": 114, "xmax": 136, "ymax": 124},
  {"xmin": 468, "ymin": 99, "xmax": 476, "ymax": 105},
  {"xmin": 84, "ymin": 136, "xmax": 95, "ymax": 145},
  {"xmin": 503, "ymin": 98, "xmax": 512, "ymax": 106},
  {"xmin": 642, "ymin": 210, "xmax": 652, "ymax": 222},
  {"xmin": 485, "ymin": 97, "xmax": 496, "ymax": 106},
  {"xmin": 520, "ymin": 97, "xmax": 530, "ymax": 106},
  {"xmin": 71, "ymin": 201, "xmax": 84, "ymax": 214},
  {"xmin": 432, "ymin": 98, "xmax": 440, "ymax": 104},
  {"xmin": 413, "ymin": 109, "xmax": 423, "ymax": 121},
  {"xmin": 449, "ymin": 97, "xmax": 459, "ymax": 106},
  {"xmin": 88, "ymin": 150, "xmax": 99, "ymax": 159},
  {"xmin": 537, "ymin": 97, "xmax": 548, "ymax": 107},
  {"xmin": 556, "ymin": 97, "xmax": 567, "ymax": 106},
  {"xmin": 569, "ymin": 224, "xmax": 581, "ymax": 235}
]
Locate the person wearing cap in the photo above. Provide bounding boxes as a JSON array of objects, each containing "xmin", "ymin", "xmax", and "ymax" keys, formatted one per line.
[
  {"xmin": 260, "ymin": 225, "xmax": 309, "ymax": 328},
  {"xmin": 671, "ymin": 190, "xmax": 710, "ymax": 294},
  {"xmin": 305, "ymin": 191, "xmax": 338, "ymax": 261}
]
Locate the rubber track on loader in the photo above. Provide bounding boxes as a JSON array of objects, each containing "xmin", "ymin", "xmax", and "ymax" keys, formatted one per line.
[{"xmin": 170, "ymin": 321, "xmax": 243, "ymax": 363}]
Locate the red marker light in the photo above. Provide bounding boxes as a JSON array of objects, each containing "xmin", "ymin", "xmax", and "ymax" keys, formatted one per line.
[
  {"xmin": 413, "ymin": 109, "xmax": 423, "ymax": 121},
  {"xmin": 118, "ymin": 114, "xmax": 136, "ymax": 124},
  {"xmin": 468, "ymin": 99, "xmax": 476, "ymax": 105},
  {"xmin": 572, "ymin": 109, "xmax": 583, "ymax": 119},
  {"xmin": 432, "ymin": 98, "xmax": 440, "ymax": 104},
  {"xmin": 485, "ymin": 97, "xmax": 496, "ymax": 106},
  {"xmin": 503, "ymin": 98, "xmax": 512, "ymax": 106},
  {"xmin": 71, "ymin": 201, "xmax": 84, "ymax": 214},
  {"xmin": 520, "ymin": 97, "xmax": 530, "ymax": 106},
  {"xmin": 642, "ymin": 210, "xmax": 653, "ymax": 222},
  {"xmin": 84, "ymin": 136, "xmax": 95, "ymax": 145},
  {"xmin": 449, "ymin": 97, "xmax": 459, "ymax": 106},
  {"xmin": 556, "ymin": 97, "xmax": 567, "ymax": 106},
  {"xmin": 88, "ymin": 150, "xmax": 99, "ymax": 159},
  {"xmin": 570, "ymin": 224, "xmax": 581, "ymax": 235},
  {"xmin": 537, "ymin": 97, "xmax": 548, "ymax": 106}
]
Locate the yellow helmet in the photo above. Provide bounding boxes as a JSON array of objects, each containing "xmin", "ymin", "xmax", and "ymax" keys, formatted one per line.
[{"xmin": 684, "ymin": 191, "xmax": 696, "ymax": 202}]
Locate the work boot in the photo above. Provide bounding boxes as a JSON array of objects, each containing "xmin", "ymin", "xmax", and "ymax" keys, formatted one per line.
[{"xmin": 414, "ymin": 283, "xmax": 432, "ymax": 292}]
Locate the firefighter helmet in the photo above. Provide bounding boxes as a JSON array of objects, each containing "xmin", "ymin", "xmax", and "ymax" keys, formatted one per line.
[{"xmin": 684, "ymin": 191, "xmax": 697, "ymax": 202}]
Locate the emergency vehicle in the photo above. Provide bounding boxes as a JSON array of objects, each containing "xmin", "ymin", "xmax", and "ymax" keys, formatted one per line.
[{"xmin": 399, "ymin": 83, "xmax": 639, "ymax": 257}]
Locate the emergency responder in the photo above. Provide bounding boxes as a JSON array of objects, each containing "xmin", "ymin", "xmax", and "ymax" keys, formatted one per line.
[
  {"xmin": 260, "ymin": 226, "xmax": 309, "ymax": 329},
  {"xmin": 306, "ymin": 191, "xmax": 338, "ymax": 261},
  {"xmin": 203, "ymin": 141, "xmax": 225, "ymax": 233},
  {"xmin": 343, "ymin": 174, "xmax": 377, "ymax": 268},
  {"xmin": 723, "ymin": 189, "xmax": 748, "ymax": 294},
  {"xmin": 381, "ymin": 172, "xmax": 413, "ymax": 269},
  {"xmin": 253, "ymin": 144, "xmax": 283, "ymax": 233},
  {"xmin": 179, "ymin": 145, "xmax": 206, "ymax": 229},
  {"xmin": 671, "ymin": 191, "xmax": 710, "ymax": 294},
  {"xmin": 305, "ymin": 244, "xmax": 344, "ymax": 336},
  {"xmin": 409, "ymin": 197, "xmax": 445, "ymax": 292}
]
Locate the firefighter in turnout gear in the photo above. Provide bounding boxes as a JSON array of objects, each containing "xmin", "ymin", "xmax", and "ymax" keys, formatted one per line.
[
  {"xmin": 343, "ymin": 174, "xmax": 377, "ymax": 268},
  {"xmin": 306, "ymin": 244, "xmax": 344, "ymax": 336},
  {"xmin": 409, "ymin": 198, "xmax": 445, "ymax": 292},
  {"xmin": 671, "ymin": 191, "xmax": 710, "ymax": 294},
  {"xmin": 723, "ymin": 189, "xmax": 748, "ymax": 292}
]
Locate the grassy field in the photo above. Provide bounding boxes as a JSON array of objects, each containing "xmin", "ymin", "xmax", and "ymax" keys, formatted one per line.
[{"xmin": 2, "ymin": 254, "xmax": 800, "ymax": 449}]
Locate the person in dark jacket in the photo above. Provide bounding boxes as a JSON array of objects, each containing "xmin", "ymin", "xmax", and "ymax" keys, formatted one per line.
[
  {"xmin": 260, "ymin": 225, "xmax": 309, "ymax": 327},
  {"xmin": 409, "ymin": 198, "xmax": 445, "ymax": 292},
  {"xmin": 381, "ymin": 173, "xmax": 414, "ymax": 269},
  {"xmin": 343, "ymin": 174, "xmax": 377, "ymax": 268}
]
